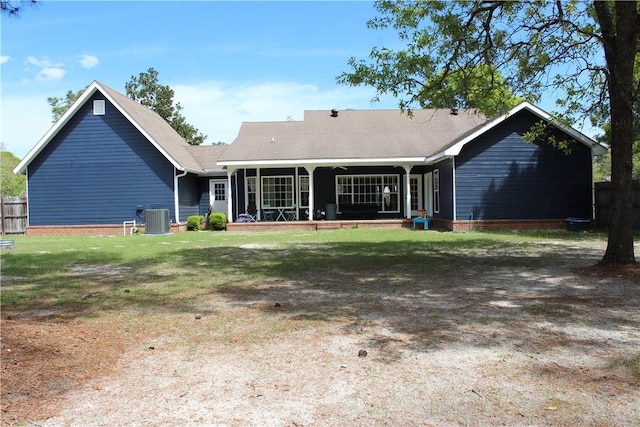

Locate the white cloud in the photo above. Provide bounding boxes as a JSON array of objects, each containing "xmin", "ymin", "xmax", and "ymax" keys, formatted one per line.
[
  {"xmin": 24, "ymin": 56, "xmax": 66, "ymax": 82},
  {"xmin": 173, "ymin": 81, "xmax": 393, "ymax": 144},
  {"xmin": 0, "ymin": 56, "xmax": 10, "ymax": 64},
  {"xmin": 36, "ymin": 67, "xmax": 66, "ymax": 82},
  {"xmin": 79, "ymin": 54, "xmax": 99, "ymax": 69}
]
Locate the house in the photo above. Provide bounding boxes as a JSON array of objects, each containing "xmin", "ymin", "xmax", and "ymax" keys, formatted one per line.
[
  {"xmin": 13, "ymin": 81, "xmax": 229, "ymax": 235},
  {"xmin": 14, "ymin": 81, "xmax": 607, "ymax": 235}
]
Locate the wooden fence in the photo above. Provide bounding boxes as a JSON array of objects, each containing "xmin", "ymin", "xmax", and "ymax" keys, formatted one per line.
[
  {"xmin": 595, "ymin": 181, "xmax": 640, "ymax": 232},
  {"xmin": 1, "ymin": 196, "xmax": 27, "ymax": 235}
]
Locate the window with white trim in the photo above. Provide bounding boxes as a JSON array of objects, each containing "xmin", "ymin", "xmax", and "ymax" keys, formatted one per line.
[
  {"xmin": 246, "ymin": 176, "xmax": 257, "ymax": 208},
  {"xmin": 336, "ymin": 175, "xmax": 400, "ymax": 212},
  {"xmin": 299, "ymin": 175, "xmax": 309, "ymax": 208},
  {"xmin": 409, "ymin": 175, "xmax": 422, "ymax": 212},
  {"xmin": 262, "ymin": 176, "xmax": 294, "ymax": 208},
  {"xmin": 213, "ymin": 182, "xmax": 226, "ymax": 201},
  {"xmin": 93, "ymin": 100, "xmax": 105, "ymax": 115},
  {"xmin": 433, "ymin": 169, "xmax": 440, "ymax": 213}
]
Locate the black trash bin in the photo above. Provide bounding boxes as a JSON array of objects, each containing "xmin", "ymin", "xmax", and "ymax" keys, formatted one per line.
[
  {"xmin": 565, "ymin": 217, "xmax": 590, "ymax": 232},
  {"xmin": 325, "ymin": 203, "xmax": 337, "ymax": 220}
]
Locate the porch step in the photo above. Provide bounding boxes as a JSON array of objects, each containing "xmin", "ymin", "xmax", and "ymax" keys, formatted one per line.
[{"xmin": 315, "ymin": 221, "xmax": 342, "ymax": 230}]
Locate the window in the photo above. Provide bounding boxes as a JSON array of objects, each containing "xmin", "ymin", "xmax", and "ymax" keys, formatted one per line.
[
  {"xmin": 433, "ymin": 169, "xmax": 440, "ymax": 213},
  {"xmin": 299, "ymin": 175, "xmax": 309, "ymax": 207},
  {"xmin": 336, "ymin": 175, "xmax": 400, "ymax": 212},
  {"xmin": 262, "ymin": 176, "xmax": 294, "ymax": 208},
  {"xmin": 93, "ymin": 100, "xmax": 105, "ymax": 115},
  {"xmin": 246, "ymin": 176, "xmax": 257, "ymax": 208},
  {"xmin": 213, "ymin": 182, "xmax": 226, "ymax": 201},
  {"xmin": 409, "ymin": 175, "xmax": 422, "ymax": 212}
]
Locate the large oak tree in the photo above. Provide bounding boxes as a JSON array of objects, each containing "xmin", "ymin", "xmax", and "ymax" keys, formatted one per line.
[
  {"xmin": 126, "ymin": 68, "xmax": 206, "ymax": 146},
  {"xmin": 338, "ymin": 0, "xmax": 638, "ymax": 265}
]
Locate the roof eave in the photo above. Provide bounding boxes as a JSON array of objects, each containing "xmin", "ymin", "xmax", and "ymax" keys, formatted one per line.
[
  {"xmin": 13, "ymin": 81, "xmax": 191, "ymax": 175},
  {"xmin": 438, "ymin": 101, "xmax": 607, "ymax": 158},
  {"xmin": 99, "ymin": 87, "xmax": 186, "ymax": 171},
  {"xmin": 217, "ymin": 157, "xmax": 427, "ymax": 169},
  {"xmin": 13, "ymin": 81, "xmax": 103, "ymax": 175}
]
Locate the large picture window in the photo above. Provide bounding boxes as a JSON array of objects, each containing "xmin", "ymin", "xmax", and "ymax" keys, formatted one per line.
[
  {"xmin": 336, "ymin": 175, "xmax": 400, "ymax": 213},
  {"xmin": 262, "ymin": 176, "xmax": 294, "ymax": 208}
]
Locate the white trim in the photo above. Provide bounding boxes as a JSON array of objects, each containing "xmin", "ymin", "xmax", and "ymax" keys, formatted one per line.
[
  {"xmin": 424, "ymin": 172, "xmax": 433, "ymax": 216},
  {"xmin": 174, "ymin": 168, "xmax": 188, "ymax": 223},
  {"xmin": 13, "ymin": 81, "xmax": 196, "ymax": 175},
  {"xmin": 433, "ymin": 169, "xmax": 440, "ymax": 214},
  {"xmin": 14, "ymin": 81, "xmax": 101, "ymax": 175},
  {"xmin": 441, "ymin": 101, "xmax": 607, "ymax": 157},
  {"xmin": 305, "ymin": 166, "xmax": 316, "ymax": 221},
  {"xmin": 217, "ymin": 157, "xmax": 426, "ymax": 168},
  {"xmin": 409, "ymin": 174, "xmax": 424, "ymax": 217},
  {"xmin": 336, "ymin": 174, "xmax": 401, "ymax": 213},
  {"xmin": 404, "ymin": 165, "xmax": 412, "ymax": 219},
  {"xmin": 452, "ymin": 157, "xmax": 457, "ymax": 221}
]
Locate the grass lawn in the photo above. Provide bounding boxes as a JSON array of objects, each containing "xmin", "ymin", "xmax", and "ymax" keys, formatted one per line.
[
  {"xmin": 0, "ymin": 228, "xmax": 604, "ymax": 314},
  {"xmin": 1, "ymin": 228, "xmax": 638, "ymax": 425}
]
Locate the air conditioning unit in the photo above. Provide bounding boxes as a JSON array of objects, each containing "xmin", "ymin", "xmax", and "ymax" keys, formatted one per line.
[{"xmin": 145, "ymin": 209, "xmax": 170, "ymax": 234}]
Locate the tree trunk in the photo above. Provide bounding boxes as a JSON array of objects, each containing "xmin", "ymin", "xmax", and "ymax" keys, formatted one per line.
[{"xmin": 595, "ymin": 1, "xmax": 638, "ymax": 264}]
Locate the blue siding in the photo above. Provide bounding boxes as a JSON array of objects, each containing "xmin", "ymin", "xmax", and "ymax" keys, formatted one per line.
[
  {"xmin": 198, "ymin": 177, "xmax": 212, "ymax": 216},
  {"xmin": 28, "ymin": 94, "xmax": 177, "ymax": 225},
  {"xmin": 455, "ymin": 111, "xmax": 593, "ymax": 220},
  {"xmin": 178, "ymin": 173, "xmax": 200, "ymax": 221},
  {"xmin": 433, "ymin": 160, "xmax": 455, "ymax": 220}
]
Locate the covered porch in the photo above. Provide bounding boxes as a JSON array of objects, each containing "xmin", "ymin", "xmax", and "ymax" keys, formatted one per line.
[{"xmin": 219, "ymin": 161, "xmax": 434, "ymax": 224}]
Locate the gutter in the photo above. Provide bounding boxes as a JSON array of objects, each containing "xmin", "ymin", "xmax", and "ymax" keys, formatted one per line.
[{"xmin": 174, "ymin": 168, "xmax": 188, "ymax": 223}]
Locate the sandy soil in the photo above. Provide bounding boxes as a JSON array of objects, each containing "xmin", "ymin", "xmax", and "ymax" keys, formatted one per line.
[{"xmin": 1, "ymin": 239, "xmax": 639, "ymax": 426}]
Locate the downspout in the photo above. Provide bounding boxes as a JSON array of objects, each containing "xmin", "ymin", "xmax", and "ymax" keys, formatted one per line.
[{"xmin": 174, "ymin": 168, "xmax": 188, "ymax": 224}]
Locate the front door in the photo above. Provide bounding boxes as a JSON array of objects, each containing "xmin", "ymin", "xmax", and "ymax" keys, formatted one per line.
[
  {"xmin": 410, "ymin": 175, "xmax": 424, "ymax": 216},
  {"xmin": 209, "ymin": 179, "xmax": 228, "ymax": 214}
]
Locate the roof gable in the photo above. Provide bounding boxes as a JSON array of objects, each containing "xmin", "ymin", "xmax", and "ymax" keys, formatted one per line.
[
  {"xmin": 430, "ymin": 102, "xmax": 607, "ymax": 161},
  {"xmin": 14, "ymin": 81, "xmax": 203, "ymax": 175}
]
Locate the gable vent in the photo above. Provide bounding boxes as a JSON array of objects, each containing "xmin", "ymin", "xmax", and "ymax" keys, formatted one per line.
[{"xmin": 93, "ymin": 99, "xmax": 105, "ymax": 115}]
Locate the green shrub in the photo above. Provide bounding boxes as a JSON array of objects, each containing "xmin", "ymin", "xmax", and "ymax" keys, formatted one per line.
[
  {"xmin": 187, "ymin": 215, "xmax": 205, "ymax": 231},
  {"xmin": 209, "ymin": 212, "xmax": 227, "ymax": 230}
]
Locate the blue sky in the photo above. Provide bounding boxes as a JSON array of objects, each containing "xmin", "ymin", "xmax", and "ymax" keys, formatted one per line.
[
  {"xmin": 1, "ymin": 1, "xmax": 597, "ymax": 159},
  {"xmin": 2, "ymin": 0, "xmax": 405, "ymax": 157}
]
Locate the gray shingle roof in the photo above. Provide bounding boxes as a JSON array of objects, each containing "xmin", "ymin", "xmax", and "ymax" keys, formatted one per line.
[
  {"xmin": 219, "ymin": 108, "xmax": 488, "ymax": 163},
  {"xmin": 14, "ymin": 81, "xmax": 231, "ymax": 175},
  {"xmin": 186, "ymin": 144, "xmax": 229, "ymax": 172},
  {"xmin": 97, "ymin": 81, "xmax": 206, "ymax": 173}
]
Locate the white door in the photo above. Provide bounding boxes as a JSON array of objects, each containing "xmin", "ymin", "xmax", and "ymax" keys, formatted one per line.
[
  {"xmin": 209, "ymin": 179, "xmax": 228, "ymax": 214},
  {"xmin": 410, "ymin": 175, "xmax": 424, "ymax": 217},
  {"xmin": 424, "ymin": 173, "xmax": 434, "ymax": 216}
]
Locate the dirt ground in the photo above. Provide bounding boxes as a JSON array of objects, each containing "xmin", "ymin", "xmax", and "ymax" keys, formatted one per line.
[{"xmin": 1, "ymin": 239, "xmax": 639, "ymax": 426}]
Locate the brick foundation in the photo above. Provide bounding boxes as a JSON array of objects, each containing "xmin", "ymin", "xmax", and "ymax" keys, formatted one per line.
[
  {"xmin": 24, "ymin": 218, "xmax": 576, "ymax": 235},
  {"xmin": 446, "ymin": 219, "xmax": 571, "ymax": 232},
  {"xmin": 26, "ymin": 223, "xmax": 187, "ymax": 236}
]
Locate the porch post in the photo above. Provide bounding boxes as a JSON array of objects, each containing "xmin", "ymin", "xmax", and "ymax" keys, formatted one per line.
[
  {"xmin": 226, "ymin": 167, "xmax": 235, "ymax": 221},
  {"xmin": 305, "ymin": 166, "xmax": 316, "ymax": 221},
  {"xmin": 404, "ymin": 165, "xmax": 412, "ymax": 219},
  {"xmin": 256, "ymin": 168, "xmax": 262, "ymax": 220}
]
